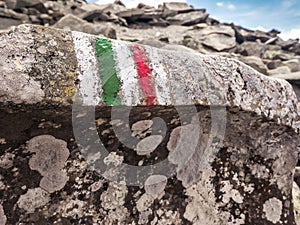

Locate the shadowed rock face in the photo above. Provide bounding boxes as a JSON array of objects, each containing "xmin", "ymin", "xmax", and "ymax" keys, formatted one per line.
[{"xmin": 0, "ymin": 25, "xmax": 299, "ymax": 225}]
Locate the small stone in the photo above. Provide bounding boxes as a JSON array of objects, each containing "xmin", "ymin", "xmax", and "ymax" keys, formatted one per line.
[
  {"xmin": 144, "ymin": 175, "xmax": 167, "ymax": 198},
  {"xmin": 136, "ymin": 135, "xmax": 163, "ymax": 156},
  {"xmin": 132, "ymin": 120, "xmax": 153, "ymax": 138}
]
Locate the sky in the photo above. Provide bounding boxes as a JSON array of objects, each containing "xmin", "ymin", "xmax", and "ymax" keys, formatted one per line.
[{"xmin": 89, "ymin": 0, "xmax": 300, "ymax": 40}]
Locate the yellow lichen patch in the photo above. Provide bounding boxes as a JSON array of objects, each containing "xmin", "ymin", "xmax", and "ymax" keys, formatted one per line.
[
  {"xmin": 49, "ymin": 80, "xmax": 56, "ymax": 86},
  {"xmin": 60, "ymin": 85, "xmax": 77, "ymax": 103},
  {"xmin": 58, "ymin": 71, "xmax": 78, "ymax": 103}
]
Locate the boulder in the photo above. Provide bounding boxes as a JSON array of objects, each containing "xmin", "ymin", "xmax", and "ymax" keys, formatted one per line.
[
  {"xmin": 237, "ymin": 27, "xmax": 273, "ymax": 42},
  {"xmin": 282, "ymin": 59, "xmax": 300, "ymax": 72},
  {"xmin": 5, "ymin": 0, "xmax": 48, "ymax": 13},
  {"xmin": 116, "ymin": 8, "xmax": 144, "ymax": 21},
  {"xmin": 273, "ymin": 52, "xmax": 293, "ymax": 61},
  {"xmin": 237, "ymin": 41, "xmax": 265, "ymax": 57},
  {"xmin": 202, "ymin": 33, "xmax": 236, "ymax": 51},
  {"xmin": 0, "ymin": 25, "xmax": 299, "ymax": 225},
  {"xmin": 277, "ymin": 38, "xmax": 299, "ymax": 51},
  {"xmin": 270, "ymin": 72, "xmax": 300, "ymax": 100},
  {"xmin": 80, "ymin": 2, "xmax": 108, "ymax": 13},
  {"xmin": 239, "ymin": 56, "xmax": 268, "ymax": 74},
  {"xmin": 0, "ymin": 8, "xmax": 29, "ymax": 29},
  {"xmin": 162, "ymin": 2, "xmax": 194, "ymax": 14},
  {"xmin": 0, "ymin": 1, "xmax": 6, "ymax": 8},
  {"xmin": 266, "ymin": 59, "xmax": 283, "ymax": 70},
  {"xmin": 268, "ymin": 66, "xmax": 291, "ymax": 75},
  {"xmin": 185, "ymin": 25, "xmax": 236, "ymax": 52},
  {"xmin": 166, "ymin": 10, "xmax": 208, "ymax": 26},
  {"xmin": 290, "ymin": 43, "xmax": 300, "ymax": 55},
  {"xmin": 53, "ymin": 14, "xmax": 116, "ymax": 38}
]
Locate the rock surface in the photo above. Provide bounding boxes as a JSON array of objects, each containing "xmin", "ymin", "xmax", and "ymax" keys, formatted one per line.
[{"xmin": 0, "ymin": 24, "xmax": 299, "ymax": 225}]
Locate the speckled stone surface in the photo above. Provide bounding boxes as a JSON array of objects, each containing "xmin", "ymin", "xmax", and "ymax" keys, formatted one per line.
[{"xmin": 0, "ymin": 25, "xmax": 300, "ymax": 225}]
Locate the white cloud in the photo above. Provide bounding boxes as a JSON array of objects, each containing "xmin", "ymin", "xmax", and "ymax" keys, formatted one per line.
[
  {"xmin": 227, "ymin": 3, "xmax": 236, "ymax": 10},
  {"xmin": 216, "ymin": 1, "xmax": 236, "ymax": 11},
  {"xmin": 96, "ymin": 0, "xmax": 186, "ymax": 8},
  {"xmin": 216, "ymin": 2, "xmax": 224, "ymax": 7},
  {"xmin": 279, "ymin": 28, "xmax": 300, "ymax": 40},
  {"xmin": 251, "ymin": 26, "xmax": 268, "ymax": 32}
]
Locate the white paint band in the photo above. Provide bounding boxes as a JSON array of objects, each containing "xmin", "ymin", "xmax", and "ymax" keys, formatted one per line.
[
  {"xmin": 72, "ymin": 31, "xmax": 102, "ymax": 106},
  {"xmin": 111, "ymin": 40, "xmax": 141, "ymax": 106}
]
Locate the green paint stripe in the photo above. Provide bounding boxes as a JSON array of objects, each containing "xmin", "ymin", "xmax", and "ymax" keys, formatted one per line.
[{"xmin": 95, "ymin": 37, "xmax": 121, "ymax": 106}]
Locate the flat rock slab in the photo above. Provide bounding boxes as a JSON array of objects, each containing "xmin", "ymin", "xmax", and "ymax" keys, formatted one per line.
[{"xmin": 0, "ymin": 25, "xmax": 300, "ymax": 225}]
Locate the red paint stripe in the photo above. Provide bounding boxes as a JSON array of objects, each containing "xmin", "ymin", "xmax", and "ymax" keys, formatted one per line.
[{"xmin": 131, "ymin": 44, "xmax": 156, "ymax": 106}]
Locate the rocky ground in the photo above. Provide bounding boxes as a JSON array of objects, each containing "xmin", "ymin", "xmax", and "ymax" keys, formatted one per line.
[{"xmin": 0, "ymin": 0, "xmax": 300, "ymax": 224}]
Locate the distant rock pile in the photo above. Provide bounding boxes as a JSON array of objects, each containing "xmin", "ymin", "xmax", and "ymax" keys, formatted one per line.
[{"xmin": 1, "ymin": 0, "xmax": 299, "ymax": 98}]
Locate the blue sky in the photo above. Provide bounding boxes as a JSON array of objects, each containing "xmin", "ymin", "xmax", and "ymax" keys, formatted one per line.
[{"xmin": 89, "ymin": 0, "xmax": 300, "ymax": 40}]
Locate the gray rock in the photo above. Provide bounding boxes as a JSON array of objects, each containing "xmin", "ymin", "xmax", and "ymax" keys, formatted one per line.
[
  {"xmin": 0, "ymin": 17, "xmax": 24, "ymax": 29},
  {"xmin": 163, "ymin": 2, "xmax": 194, "ymax": 13},
  {"xmin": 290, "ymin": 42, "xmax": 300, "ymax": 55},
  {"xmin": 266, "ymin": 59, "xmax": 283, "ymax": 70},
  {"xmin": 238, "ymin": 41, "xmax": 265, "ymax": 57},
  {"xmin": 202, "ymin": 33, "xmax": 236, "ymax": 51},
  {"xmin": 167, "ymin": 10, "xmax": 208, "ymax": 26},
  {"xmin": 80, "ymin": 9, "xmax": 106, "ymax": 22},
  {"xmin": 53, "ymin": 14, "xmax": 116, "ymax": 38},
  {"xmin": 0, "ymin": 24, "xmax": 299, "ymax": 225},
  {"xmin": 282, "ymin": 59, "xmax": 300, "ymax": 72},
  {"xmin": 4, "ymin": 0, "xmax": 16, "ymax": 9},
  {"xmin": 0, "ymin": 7, "xmax": 27, "ymax": 19},
  {"xmin": 0, "ymin": 1, "xmax": 6, "ymax": 8},
  {"xmin": 239, "ymin": 56, "xmax": 268, "ymax": 74},
  {"xmin": 80, "ymin": 2, "xmax": 108, "ymax": 13},
  {"xmin": 268, "ymin": 66, "xmax": 291, "ymax": 75},
  {"xmin": 116, "ymin": 8, "xmax": 144, "ymax": 19},
  {"xmin": 15, "ymin": 0, "xmax": 47, "ymax": 13},
  {"xmin": 199, "ymin": 25, "xmax": 235, "ymax": 37},
  {"xmin": 278, "ymin": 38, "xmax": 299, "ymax": 51},
  {"xmin": 136, "ymin": 135, "xmax": 163, "ymax": 156},
  {"xmin": 239, "ymin": 28, "xmax": 273, "ymax": 42},
  {"xmin": 270, "ymin": 71, "xmax": 300, "ymax": 80},
  {"xmin": 273, "ymin": 52, "xmax": 293, "ymax": 61}
]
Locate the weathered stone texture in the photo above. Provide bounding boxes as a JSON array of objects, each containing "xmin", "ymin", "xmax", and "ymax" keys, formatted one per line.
[{"xmin": 0, "ymin": 25, "xmax": 299, "ymax": 225}]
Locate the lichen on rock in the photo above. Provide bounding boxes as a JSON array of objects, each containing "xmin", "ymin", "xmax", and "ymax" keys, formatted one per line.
[
  {"xmin": 17, "ymin": 188, "xmax": 50, "ymax": 213},
  {"xmin": 27, "ymin": 135, "xmax": 69, "ymax": 193},
  {"xmin": 263, "ymin": 197, "xmax": 283, "ymax": 223}
]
